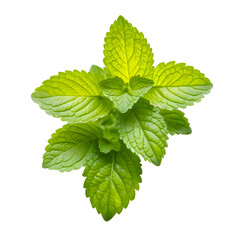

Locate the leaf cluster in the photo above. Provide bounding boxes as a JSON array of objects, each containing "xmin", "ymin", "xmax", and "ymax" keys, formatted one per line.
[{"xmin": 31, "ymin": 16, "xmax": 212, "ymax": 221}]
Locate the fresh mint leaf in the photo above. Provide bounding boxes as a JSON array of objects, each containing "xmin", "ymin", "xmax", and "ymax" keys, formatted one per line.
[
  {"xmin": 99, "ymin": 76, "xmax": 153, "ymax": 113},
  {"xmin": 97, "ymin": 113, "xmax": 121, "ymax": 153},
  {"xmin": 98, "ymin": 128, "xmax": 121, "ymax": 154},
  {"xmin": 89, "ymin": 65, "xmax": 106, "ymax": 79},
  {"xmin": 43, "ymin": 123, "xmax": 101, "ymax": 172},
  {"xmin": 159, "ymin": 108, "xmax": 192, "ymax": 135},
  {"xmin": 104, "ymin": 15, "xmax": 154, "ymax": 83},
  {"xmin": 129, "ymin": 76, "xmax": 154, "ymax": 96},
  {"xmin": 103, "ymin": 67, "xmax": 113, "ymax": 78},
  {"xmin": 143, "ymin": 61, "xmax": 213, "ymax": 110},
  {"xmin": 31, "ymin": 70, "xmax": 113, "ymax": 123},
  {"xmin": 118, "ymin": 98, "xmax": 168, "ymax": 166},
  {"xmin": 98, "ymin": 138, "xmax": 121, "ymax": 153},
  {"xmin": 83, "ymin": 145, "xmax": 142, "ymax": 221}
]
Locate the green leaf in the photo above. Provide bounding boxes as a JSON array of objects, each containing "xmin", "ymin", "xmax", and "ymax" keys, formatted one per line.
[
  {"xmin": 43, "ymin": 123, "xmax": 101, "ymax": 172},
  {"xmin": 103, "ymin": 15, "xmax": 154, "ymax": 83},
  {"xmin": 129, "ymin": 76, "xmax": 154, "ymax": 96},
  {"xmin": 97, "ymin": 113, "xmax": 121, "ymax": 153},
  {"xmin": 98, "ymin": 128, "xmax": 121, "ymax": 154},
  {"xmin": 89, "ymin": 65, "xmax": 106, "ymax": 80},
  {"xmin": 83, "ymin": 145, "xmax": 142, "ymax": 221},
  {"xmin": 143, "ymin": 61, "xmax": 213, "ymax": 110},
  {"xmin": 31, "ymin": 70, "xmax": 113, "ymax": 123},
  {"xmin": 98, "ymin": 139, "xmax": 121, "ymax": 154},
  {"xmin": 103, "ymin": 67, "xmax": 113, "ymax": 78},
  {"xmin": 159, "ymin": 108, "xmax": 192, "ymax": 135},
  {"xmin": 118, "ymin": 98, "xmax": 168, "ymax": 166},
  {"xmin": 97, "ymin": 112, "xmax": 117, "ymax": 130},
  {"xmin": 99, "ymin": 76, "xmax": 153, "ymax": 113}
]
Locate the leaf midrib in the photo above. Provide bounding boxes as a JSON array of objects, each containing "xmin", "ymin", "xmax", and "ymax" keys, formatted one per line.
[
  {"xmin": 35, "ymin": 94, "xmax": 104, "ymax": 98},
  {"xmin": 121, "ymin": 21, "xmax": 130, "ymax": 80},
  {"xmin": 130, "ymin": 109, "xmax": 158, "ymax": 164},
  {"xmin": 152, "ymin": 84, "xmax": 212, "ymax": 88},
  {"xmin": 106, "ymin": 153, "xmax": 115, "ymax": 219},
  {"xmin": 50, "ymin": 138, "xmax": 97, "ymax": 159}
]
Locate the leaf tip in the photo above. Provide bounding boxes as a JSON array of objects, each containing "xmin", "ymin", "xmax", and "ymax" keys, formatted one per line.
[
  {"xmin": 102, "ymin": 213, "xmax": 115, "ymax": 222},
  {"xmin": 117, "ymin": 15, "xmax": 126, "ymax": 22},
  {"xmin": 42, "ymin": 162, "xmax": 47, "ymax": 169},
  {"xmin": 31, "ymin": 91, "xmax": 37, "ymax": 102}
]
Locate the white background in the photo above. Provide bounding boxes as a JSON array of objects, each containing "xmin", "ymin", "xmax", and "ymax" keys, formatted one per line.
[{"xmin": 1, "ymin": 0, "xmax": 239, "ymax": 239}]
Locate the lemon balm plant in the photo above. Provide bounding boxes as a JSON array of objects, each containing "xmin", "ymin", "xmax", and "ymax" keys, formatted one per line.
[{"xmin": 31, "ymin": 16, "xmax": 212, "ymax": 221}]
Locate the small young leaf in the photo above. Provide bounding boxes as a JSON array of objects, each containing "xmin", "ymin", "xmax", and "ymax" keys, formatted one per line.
[
  {"xmin": 98, "ymin": 139, "xmax": 121, "ymax": 154},
  {"xmin": 43, "ymin": 123, "xmax": 101, "ymax": 172},
  {"xmin": 31, "ymin": 70, "xmax": 113, "ymax": 123},
  {"xmin": 104, "ymin": 15, "xmax": 154, "ymax": 82},
  {"xmin": 129, "ymin": 76, "xmax": 154, "ymax": 96},
  {"xmin": 143, "ymin": 61, "xmax": 213, "ymax": 110},
  {"xmin": 118, "ymin": 98, "xmax": 168, "ymax": 166},
  {"xmin": 159, "ymin": 109, "xmax": 192, "ymax": 135},
  {"xmin": 83, "ymin": 145, "xmax": 142, "ymax": 221},
  {"xmin": 89, "ymin": 65, "xmax": 106, "ymax": 79},
  {"xmin": 97, "ymin": 113, "xmax": 121, "ymax": 153},
  {"xmin": 98, "ymin": 112, "xmax": 118, "ymax": 130},
  {"xmin": 99, "ymin": 76, "xmax": 153, "ymax": 113},
  {"xmin": 103, "ymin": 67, "xmax": 113, "ymax": 78}
]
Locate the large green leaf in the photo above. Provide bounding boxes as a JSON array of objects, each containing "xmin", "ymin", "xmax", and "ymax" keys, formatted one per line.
[
  {"xmin": 143, "ymin": 61, "xmax": 213, "ymax": 110},
  {"xmin": 83, "ymin": 146, "xmax": 142, "ymax": 221},
  {"xmin": 43, "ymin": 123, "xmax": 101, "ymax": 172},
  {"xmin": 99, "ymin": 76, "xmax": 153, "ymax": 113},
  {"xmin": 31, "ymin": 70, "xmax": 113, "ymax": 122},
  {"xmin": 159, "ymin": 108, "xmax": 192, "ymax": 135},
  {"xmin": 103, "ymin": 15, "xmax": 154, "ymax": 83},
  {"xmin": 118, "ymin": 99, "xmax": 168, "ymax": 166}
]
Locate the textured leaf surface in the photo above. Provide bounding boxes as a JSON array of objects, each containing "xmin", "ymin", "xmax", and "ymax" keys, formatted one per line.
[
  {"xmin": 118, "ymin": 99, "xmax": 168, "ymax": 166},
  {"xmin": 83, "ymin": 146, "xmax": 142, "ymax": 221},
  {"xmin": 104, "ymin": 16, "xmax": 154, "ymax": 83},
  {"xmin": 159, "ymin": 109, "xmax": 192, "ymax": 135},
  {"xmin": 31, "ymin": 70, "xmax": 113, "ymax": 122},
  {"xmin": 43, "ymin": 123, "xmax": 101, "ymax": 172},
  {"xmin": 99, "ymin": 76, "xmax": 153, "ymax": 113},
  {"xmin": 143, "ymin": 61, "xmax": 213, "ymax": 110}
]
